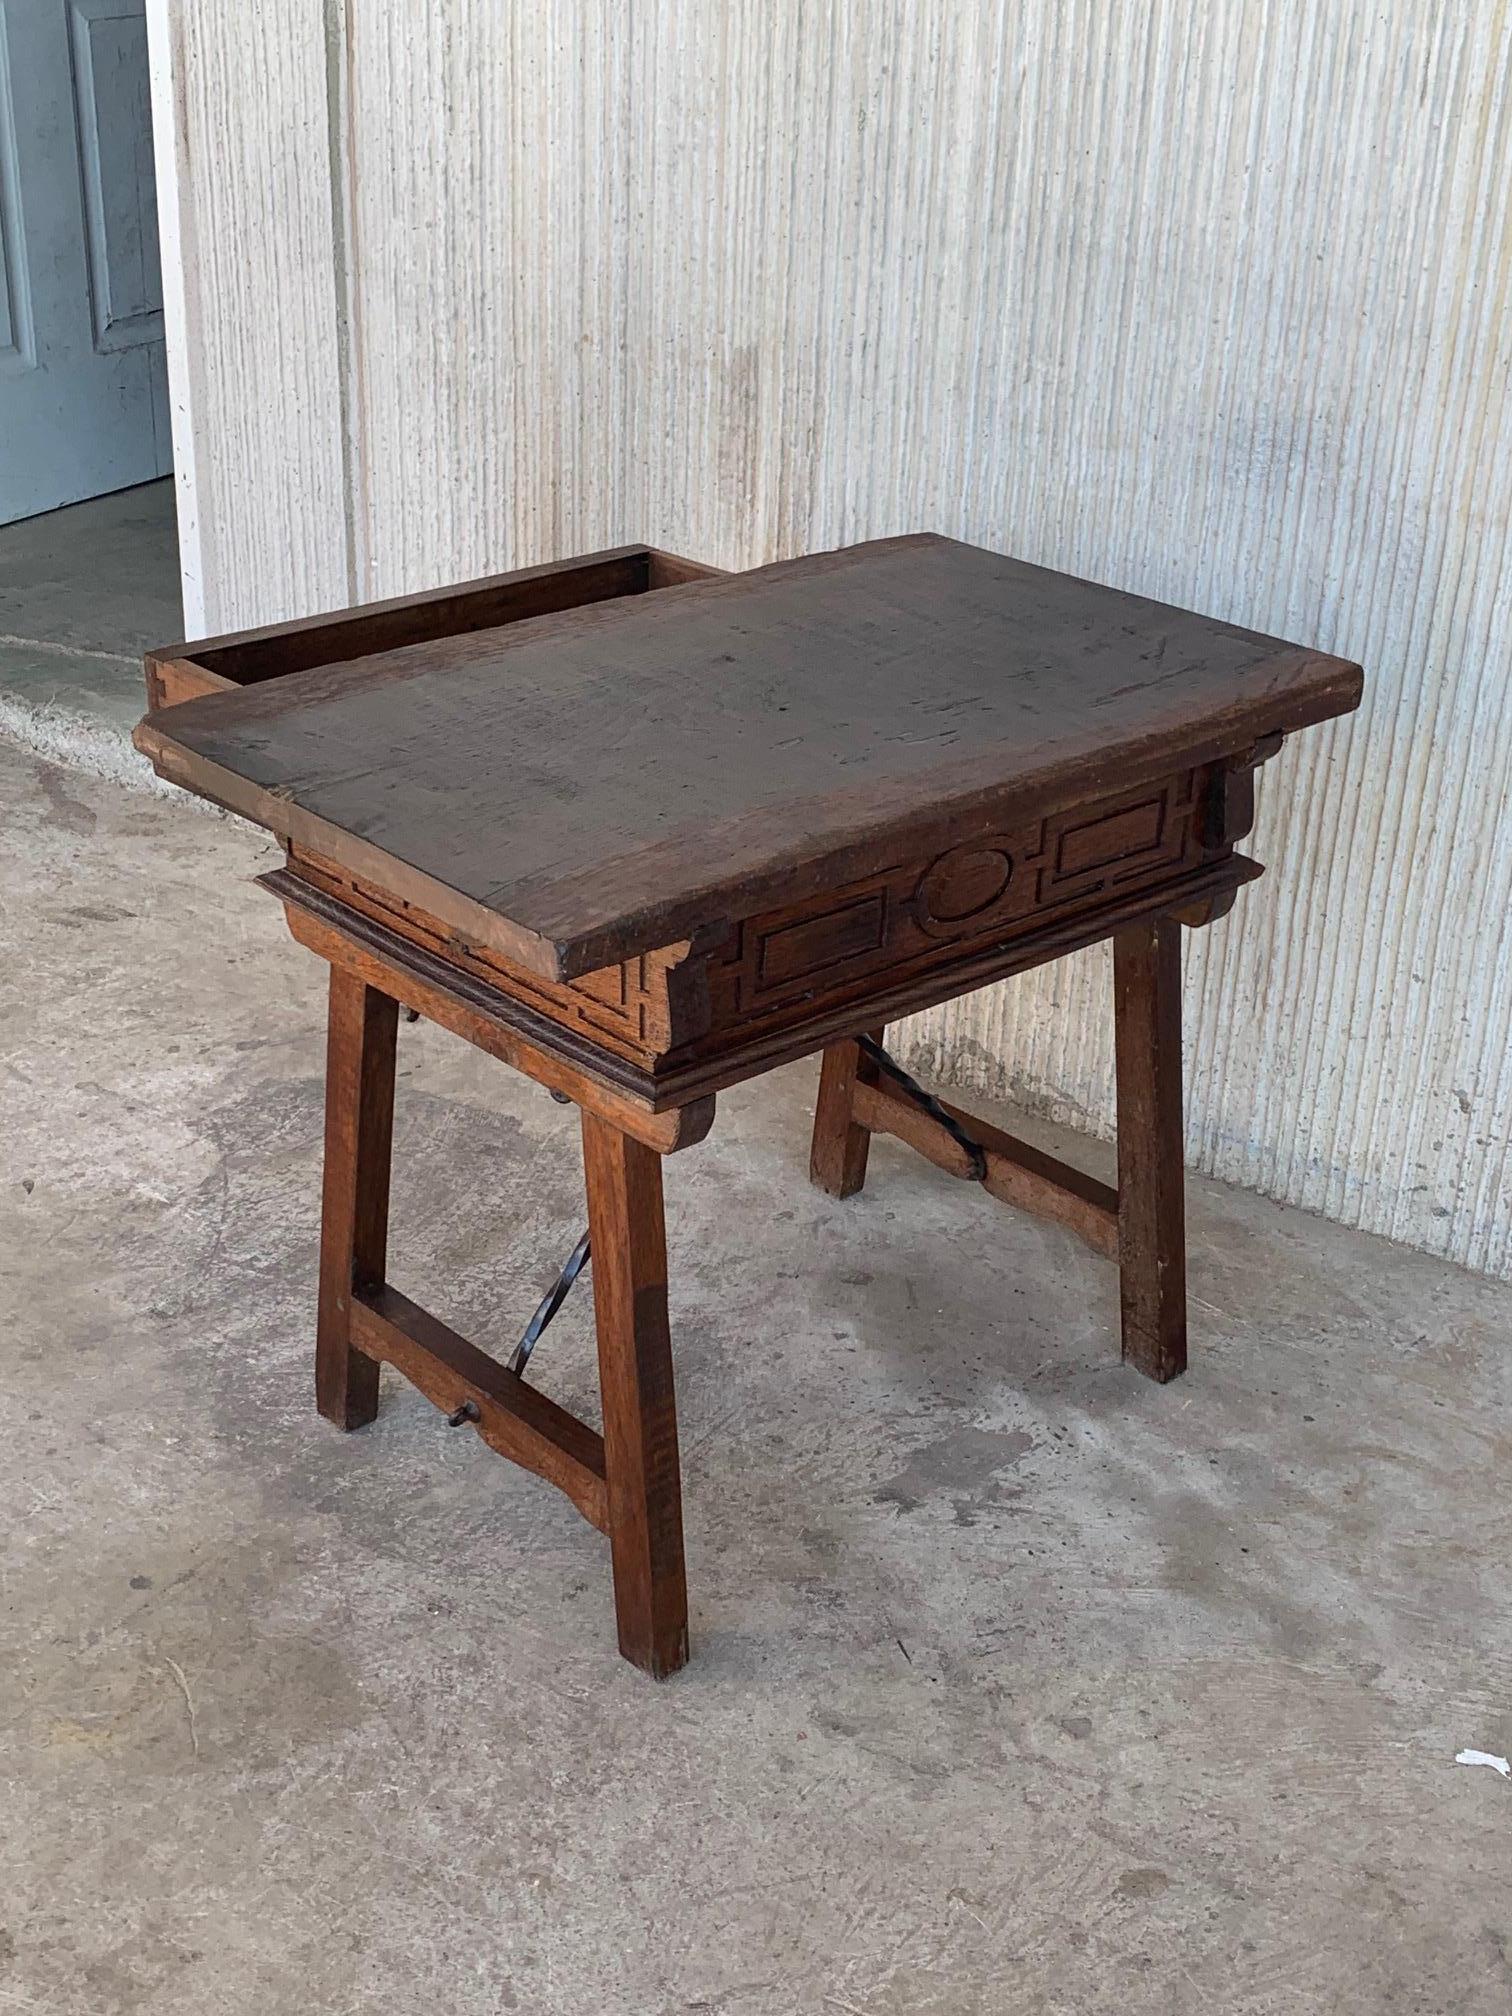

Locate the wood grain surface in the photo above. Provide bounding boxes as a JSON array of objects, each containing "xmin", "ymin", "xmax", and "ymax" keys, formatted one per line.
[{"xmin": 136, "ymin": 534, "xmax": 1361, "ymax": 979}]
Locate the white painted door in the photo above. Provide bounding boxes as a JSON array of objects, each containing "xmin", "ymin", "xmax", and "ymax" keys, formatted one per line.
[{"xmin": 0, "ymin": 0, "xmax": 170, "ymax": 524}]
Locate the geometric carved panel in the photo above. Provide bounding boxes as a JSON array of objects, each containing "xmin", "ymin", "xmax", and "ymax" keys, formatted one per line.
[
  {"xmin": 283, "ymin": 770, "xmax": 1226, "ymax": 1085},
  {"xmin": 705, "ymin": 769, "xmax": 1212, "ymax": 1034},
  {"xmin": 281, "ymin": 844, "xmax": 686, "ymax": 1070},
  {"xmin": 1053, "ymin": 795, "xmax": 1166, "ymax": 879},
  {"xmin": 760, "ymin": 894, "xmax": 888, "ymax": 986},
  {"xmin": 67, "ymin": 0, "xmax": 162, "ymax": 352}
]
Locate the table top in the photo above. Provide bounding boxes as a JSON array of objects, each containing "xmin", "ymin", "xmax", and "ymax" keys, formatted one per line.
[{"xmin": 135, "ymin": 534, "xmax": 1362, "ymax": 980}]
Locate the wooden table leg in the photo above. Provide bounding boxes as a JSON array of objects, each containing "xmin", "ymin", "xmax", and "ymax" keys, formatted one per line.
[
  {"xmin": 1113, "ymin": 918, "xmax": 1187, "ymax": 1383},
  {"xmin": 810, "ymin": 1027, "xmax": 884, "ymax": 1198},
  {"xmin": 581, "ymin": 1109, "xmax": 689, "ymax": 1678},
  {"xmin": 316, "ymin": 966, "xmax": 398, "ymax": 1428}
]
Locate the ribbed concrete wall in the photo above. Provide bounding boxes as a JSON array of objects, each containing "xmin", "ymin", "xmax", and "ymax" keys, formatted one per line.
[{"xmin": 150, "ymin": 3, "xmax": 1512, "ymax": 1277}]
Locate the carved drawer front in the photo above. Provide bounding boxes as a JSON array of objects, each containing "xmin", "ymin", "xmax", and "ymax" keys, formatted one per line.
[
  {"xmin": 286, "ymin": 848, "xmax": 679, "ymax": 1066},
  {"xmin": 288, "ymin": 766, "xmax": 1227, "ymax": 1088},
  {"xmin": 701, "ymin": 768, "xmax": 1213, "ymax": 1037}
]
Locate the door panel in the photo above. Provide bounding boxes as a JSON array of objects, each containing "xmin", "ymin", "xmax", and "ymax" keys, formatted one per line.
[
  {"xmin": 0, "ymin": 15, "xmax": 27, "ymax": 364},
  {"xmin": 0, "ymin": 0, "xmax": 170, "ymax": 524},
  {"xmin": 70, "ymin": 0, "xmax": 164, "ymax": 350}
]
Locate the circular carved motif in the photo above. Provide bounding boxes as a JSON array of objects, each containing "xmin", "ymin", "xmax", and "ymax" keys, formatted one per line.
[{"xmin": 916, "ymin": 843, "xmax": 1014, "ymax": 936}]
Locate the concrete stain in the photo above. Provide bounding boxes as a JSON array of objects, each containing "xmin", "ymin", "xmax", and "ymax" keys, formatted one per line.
[
  {"xmin": 31, "ymin": 758, "xmax": 97, "ymax": 835},
  {"xmin": 874, "ymin": 1425, "xmax": 1035, "ymax": 1514},
  {"xmin": 1117, "ymin": 1867, "xmax": 1172, "ymax": 1901}
]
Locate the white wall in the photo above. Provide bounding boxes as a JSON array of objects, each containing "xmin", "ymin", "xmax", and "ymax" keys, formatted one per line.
[{"xmin": 150, "ymin": 2, "xmax": 1512, "ymax": 1278}]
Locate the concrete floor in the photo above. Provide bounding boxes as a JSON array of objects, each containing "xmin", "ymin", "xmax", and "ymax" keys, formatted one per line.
[
  {"xmin": 3, "ymin": 740, "xmax": 1511, "ymax": 2013},
  {"xmin": 0, "ymin": 481, "xmax": 181, "ymax": 784}
]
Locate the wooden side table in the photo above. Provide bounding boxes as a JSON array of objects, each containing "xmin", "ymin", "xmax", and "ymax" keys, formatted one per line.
[{"xmin": 136, "ymin": 535, "xmax": 1362, "ymax": 1677}]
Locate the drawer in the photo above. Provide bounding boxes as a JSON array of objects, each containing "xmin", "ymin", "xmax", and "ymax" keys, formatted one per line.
[{"xmin": 143, "ymin": 543, "xmax": 725, "ymax": 711}]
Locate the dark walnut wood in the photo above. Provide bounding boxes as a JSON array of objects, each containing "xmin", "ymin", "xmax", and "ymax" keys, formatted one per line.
[
  {"xmin": 135, "ymin": 534, "xmax": 1359, "ymax": 982},
  {"xmin": 850, "ymin": 1074, "xmax": 1120, "ymax": 1259},
  {"xmin": 268, "ymin": 865, "xmax": 716, "ymax": 1153},
  {"xmin": 811, "ymin": 1030, "xmax": 883, "ymax": 1199},
  {"xmin": 581, "ymin": 1111, "xmax": 688, "ymax": 1678},
  {"xmin": 262, "ymin": 766, "xmax": 1259, "ymax": 1116},
  {"xmin": 1113, "ymin": 917, "xmax": 1188, "ymax": 1381},
  {"xmin": 351, "ymin": 1284, "xmax": 609, "ymax": 1531},
  {"xmin": 136, "ymin": 533, "xmax": 1362, "ymax": 1677},
  {"xmin": 143, "ymin": 543, "xmax": 726, "ymax": 709},
  {"xmin": 316, "ymin": 970, "xmax": 397, "ymax": 1429}
]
